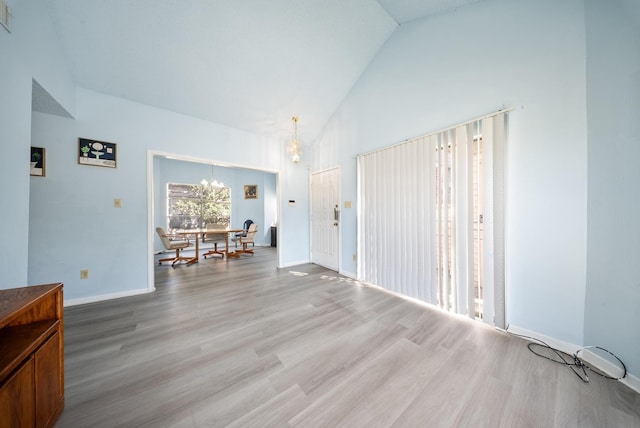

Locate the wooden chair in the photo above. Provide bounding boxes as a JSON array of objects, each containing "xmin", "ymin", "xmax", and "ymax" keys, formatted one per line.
[
  {"xmin": 238, "ymin": 223, "xmax": 258, "ymax": 255},
  {"xmin": 202, "ymin": 223, "xmax": 226, "ymax": 259},
  {"xmin": 156, "ymin": 227, "xmax": 192, "ymax": 267},
  {"xmin": 232, "ymin": 219, "xmax": 254, "ymax": 248}
]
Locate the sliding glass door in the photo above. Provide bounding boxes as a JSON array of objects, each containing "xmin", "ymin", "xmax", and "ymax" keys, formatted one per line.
[{"xmin": 357, "ymin": 112, "xmax": 507, "ymax": 327}]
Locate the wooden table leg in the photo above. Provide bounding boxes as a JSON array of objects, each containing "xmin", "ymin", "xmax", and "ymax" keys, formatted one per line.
[
  {"xmin": 225, "ymin": 232, "xmax": 239, "ymax": 259},
  {"xmin": 187, "ymin": 232, "xmax": 200, "ymax": 265}
]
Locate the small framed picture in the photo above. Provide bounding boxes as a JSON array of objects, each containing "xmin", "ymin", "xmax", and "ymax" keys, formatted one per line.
[
  {"xmin": 78, "ymin": 138, "xmax": 117, "ymax": 168},
  {"xmin": 30, "ymin": 146, "xmax": 45, "ymax": 177},
  {"xmin": 244, "ymin": 185, "xmax": 258, "ymax": 199}
]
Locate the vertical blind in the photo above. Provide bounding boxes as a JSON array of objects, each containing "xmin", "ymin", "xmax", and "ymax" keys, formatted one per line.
[{"xmin": 357, "ymin": 112, "xmax": 507, "ymax": 327}]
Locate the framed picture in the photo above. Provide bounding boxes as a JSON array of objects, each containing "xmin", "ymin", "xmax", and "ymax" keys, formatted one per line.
[
  {"xmin": 30, "ymin": 146, "xmax": 45, "ymax": 177},
  {"xmin": 78, "ymin": 138, "xmax": 117, "ymax": 168},
  {"xmin": 244, "ymin": 184, "xmax": 258, "ymax": 199}
]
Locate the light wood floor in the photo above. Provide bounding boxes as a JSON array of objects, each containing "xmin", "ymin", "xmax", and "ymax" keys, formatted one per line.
[{"xmin": 56, "ymin": 247, "xmax": 640, "ymax": 427}]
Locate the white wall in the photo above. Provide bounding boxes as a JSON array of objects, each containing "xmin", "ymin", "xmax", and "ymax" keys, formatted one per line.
[
  {"xmin": 29, "ymin": 88, "xmax": 310, "ymax": 302},
  {"xmin": 313, "ymin": 0, "xmax": 588, "ymax": 345},
  {"xmin": 584, "ymin": 0, "xmax": 640, "ymax": 378},
  {"xmin": 0, "ymin": 0, "xmax": 75, "ymax": 289}
]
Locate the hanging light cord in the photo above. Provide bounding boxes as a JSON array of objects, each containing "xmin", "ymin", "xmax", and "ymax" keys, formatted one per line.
[{"xmin": 505, "ymin": 329, "xmax": 627, "ymax": 383}]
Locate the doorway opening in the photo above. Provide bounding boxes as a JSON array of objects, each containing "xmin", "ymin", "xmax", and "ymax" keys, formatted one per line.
[{"xmin": 147, "ymin": 151, "xmax": 280, "ymax": 291}]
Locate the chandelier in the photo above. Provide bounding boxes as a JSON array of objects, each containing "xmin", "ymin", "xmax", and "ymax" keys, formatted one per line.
[
  {"xmin": 200, "ymin": 165, "xmax": 224, "ymax": 188},
  {"xmin": 288, "ymin": 116, "xmax": 302, "ymax": 163},
  {"xmin": 200, "ymin": 178, "xmax": 224, "ymax": 188}
]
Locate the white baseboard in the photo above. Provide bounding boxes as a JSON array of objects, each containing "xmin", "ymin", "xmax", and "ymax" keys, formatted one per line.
[
  {"xmin": 338, "ymin": 270, "xmax": 357, "ymax": 280},
  {"xmin": 278, "ymin": 259, "xmax": 310, "ymax": 269},
  {"xmin": 506, "ymin": 325, "xmax": 639, "ymax": 394},
  {"xmin": 64, "ymin": 287, "xmax": 154, "ymax": 307},
  {"xmin": 506, "ymin": 325, "xmax": 580, "ymax": 354},
  {"xmin": 623, "ymin": 371, "xmax": 640, "ymax": 394}
]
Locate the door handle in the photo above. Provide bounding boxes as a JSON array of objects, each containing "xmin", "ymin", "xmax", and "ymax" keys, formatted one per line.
[{"xmin": 334, "ymin": 205, "xmax": 340, "ymax": 222}]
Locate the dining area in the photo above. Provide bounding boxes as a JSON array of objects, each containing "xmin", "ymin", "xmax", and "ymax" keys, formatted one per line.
[
  {"xmin": 153, "ymin": 156, "xmax": 278, "ymax": 269},
  {"xmin": 155, "ymin": 222, "xmax": 260, "ymax": 267}
]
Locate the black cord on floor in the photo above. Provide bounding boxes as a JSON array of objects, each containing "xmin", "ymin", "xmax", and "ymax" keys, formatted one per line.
[
  {"xmin": 504, "ymin": 328, "xmax": 627, "ymax": 383},
  {"xmin": 576, "ymin": 346, "xmax": 627, "ymax": 380}
]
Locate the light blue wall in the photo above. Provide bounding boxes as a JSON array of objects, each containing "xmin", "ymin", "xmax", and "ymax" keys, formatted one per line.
[
  {"xmin": 313, "ymin": 0, "xmax": 589, "ymax": 345},
  {"xmin": 279, "ymin": 163, "xmax": 311, "ymax": 267},
  {"xmin": 585, "ymin": 0, "xmax": 640, "ymax": 379},
  {"xmin": 29, "ymin": 88, "xmax": 310, "ymax": 302},
  {"xmin": 153, "ymin": 157, "xmax": 277, "ymax": 250},
  {"xmin": 228, "ymin": 167, "xmax": 277, "ymax": 245},
  {"xmin": 0, "ymin": 0, "xmax": 75, "ymax": 289}
]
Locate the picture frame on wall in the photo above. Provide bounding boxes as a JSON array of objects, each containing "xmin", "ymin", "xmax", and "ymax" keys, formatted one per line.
[
  {"xmin": 244, "ymin": 184, "xmax": 258, "ymax": 199},
  {"xmin": 30, "ymin": 146, "xmax": 45, "ymax": 177},
  {"xmin": 78, "ymin": 138, "xmax": 117, "ymax": 168}
]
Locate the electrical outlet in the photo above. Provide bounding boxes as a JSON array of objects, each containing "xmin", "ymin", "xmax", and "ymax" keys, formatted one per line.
[
  {"xmin": 114, "ymin": 198, "xmax": 122, "ymax": 208},
  {"xmin": 80, "ymin": 269, "xmax": 89, "ymax": 279}
]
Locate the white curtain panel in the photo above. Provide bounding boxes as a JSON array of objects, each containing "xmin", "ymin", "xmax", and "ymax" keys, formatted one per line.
[{"xmin": 357, "ymin": 112, "xmax": 507, "ymax": 327}]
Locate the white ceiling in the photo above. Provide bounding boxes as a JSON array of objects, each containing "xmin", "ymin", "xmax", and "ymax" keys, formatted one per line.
[
  {"xmin": 41, "ymin": 0, "xmax": 484, "ymax": 142},
  {"xmin": 376, "ymin": 0, "xmax": 487, "ymax": 23}
]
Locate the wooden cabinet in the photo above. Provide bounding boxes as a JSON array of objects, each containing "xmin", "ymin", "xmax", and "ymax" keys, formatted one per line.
[
  {"xmin": 0, "ymin": 357, "xmax": 35, "ymax": 427},
  {"xmin": 0, "ymin": 283, "xmax": 64, "ymax": 428}
]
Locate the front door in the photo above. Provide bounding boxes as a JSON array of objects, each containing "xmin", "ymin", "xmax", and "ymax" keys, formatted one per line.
[{"xmin": 310, "ymin": 167, "xmax": 340, "ymax": 271}]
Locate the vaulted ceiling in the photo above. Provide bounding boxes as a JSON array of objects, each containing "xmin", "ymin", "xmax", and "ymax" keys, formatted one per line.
[{"xmin": 42, "ymin": 0, "xmax": 488, "ymax": 142}]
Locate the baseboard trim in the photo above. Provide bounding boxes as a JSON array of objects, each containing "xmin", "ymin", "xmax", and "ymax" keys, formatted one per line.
[
  {"xmin": 64, "ymin": 287, "xmax": 155, "ymax": 307},
  {"xmin": 338, "ymin": 270, "xmax": 357, "ymax": 280},
  {"xmin": 278, "ymin": 259, "xmax": 310, "ymax": 269},
  {"xmin": 624, "ymin": 371, "xmax": 640, "ymax": 394},
  {"xmin": 506, "ymin": 325, "xmax": 580, "ymax": 354},
  {"xmin": 506, "ymin": 325, "xmax": 639, "ymax": 394}
]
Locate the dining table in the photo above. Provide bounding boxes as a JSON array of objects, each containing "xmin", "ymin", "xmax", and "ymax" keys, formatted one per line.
[{"xmin": 173, "ymin": 228, "xmax": 245, "ymax": 264}]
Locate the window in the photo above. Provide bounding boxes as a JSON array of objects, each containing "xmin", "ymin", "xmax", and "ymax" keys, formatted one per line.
[{"xmin": 167, "ymin": 182, "xmax": 231, "ymax": 230}]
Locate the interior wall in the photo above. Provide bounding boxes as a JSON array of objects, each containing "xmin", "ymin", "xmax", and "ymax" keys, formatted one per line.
[
  {"xmin": 1, "ymin": 0, "xmax": 76, "ymax": 289},
  {"xmin": 585, "ymin": 0, "xmax": 640, "ymax": 378},
  {"xmin": 230, "ymin": 167, "xmax": 277, "ymax": 245},
  {"xmin": 313, "ymin": 0, "xmax": 589, "ymax": 345},
  {"xmin": 29, "ymin": 87, "xmax": 309, "ymax": 302}
]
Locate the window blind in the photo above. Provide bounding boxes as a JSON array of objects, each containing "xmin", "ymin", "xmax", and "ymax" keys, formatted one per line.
[{"xmin": 357, "ymin": 112, "xmax": 508, "ymax": 326}]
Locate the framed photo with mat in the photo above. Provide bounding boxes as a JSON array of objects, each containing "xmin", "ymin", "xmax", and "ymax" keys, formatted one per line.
[{"xmin": 244, "ymin": 185, "xmax": 258, "ymax": 199}]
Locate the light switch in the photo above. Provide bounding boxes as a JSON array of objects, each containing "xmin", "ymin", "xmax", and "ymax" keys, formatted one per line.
[
  {"xmin": 344, "ymin": 201, "xmax": 352, "ymax": 209},
  {"xmin": 114, "ymin": 198, "xmax": 122, "ymax": 208}
]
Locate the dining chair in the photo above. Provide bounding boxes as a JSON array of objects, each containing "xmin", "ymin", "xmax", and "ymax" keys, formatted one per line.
[
  {"xmin": 156, "ymin": 227, "xmax": 192, "ymax": 267},
  {"xmin": 238, "ymin": 223, "xmax": 258, "ymax": 255},
  {"xmin": 232, "ymin": 219, "xmax": 254, "ymax": 248},
  {"xmin": 202, "ymin": 223, "xmax": 226, "ymax": 259}
]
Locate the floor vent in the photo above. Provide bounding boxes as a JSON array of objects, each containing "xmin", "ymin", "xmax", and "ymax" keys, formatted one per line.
[{"xmin": 0, "ymin": 0, "xmax": 10, "ymax": 33}]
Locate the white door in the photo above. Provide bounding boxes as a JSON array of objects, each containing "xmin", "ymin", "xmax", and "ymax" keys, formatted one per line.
[{"xmin": 311, "ymin": 167, "xmax": 340, "ymax": 271}]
